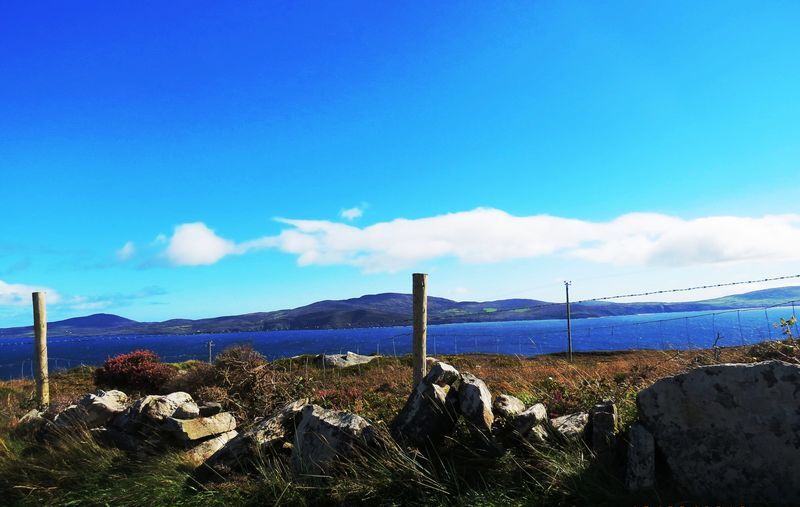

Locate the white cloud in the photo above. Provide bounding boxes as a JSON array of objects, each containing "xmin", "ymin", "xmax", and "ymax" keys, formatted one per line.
[
  {"xmin": 0, "ymin": 279, "xmax": 61, "ymax": 306},
  {"xmin": 165, "ymin": 222, "xmax": 239, "ymax": 266},
  {"xmin": 158, "ymin": 209, "xmax": 800, "ymax": 272},
  {"xmin": 116, "ymin": 241, "xmax": 136, "ymax": 261},
  {"xmin": 340, "ymin": 206, "xmax": 364, "ymax": 221}
]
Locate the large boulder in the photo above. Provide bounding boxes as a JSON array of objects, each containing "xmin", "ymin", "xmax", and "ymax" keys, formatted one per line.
[
  {"xmin": 162, "ymin": 412, "xmax": 236, "ymax": 442},
  {"xmin": 185, "ymin": 430, "xmax": 239, "ymax": 466},
  {"xmin": 450, "ymin": 373, "xmax": 494, "ymax": 433},
  {"xmin": 637, "ymin": 360, "xmax": 800, "ymax": 504},
  {"xmin": 198, "ymin": 399, "xmax": 308, "ymax": 478},
  {"xmin": 54, "ymin": 390, "xmax": 128, "ymax": 429},
  {"xmin": 391, "ymin": 362, "xmax": 460, "ymax": 446},
  {"xmin": 291, "ymin": 404, "xmax": 378, "ymax": 474},
  {"xmin": 493, "ymin": 395, "xmax": 525, "ymax": 420},
  {"xmin": 142, "ymin": 392, "xmax": 199, "ymax": 422}
]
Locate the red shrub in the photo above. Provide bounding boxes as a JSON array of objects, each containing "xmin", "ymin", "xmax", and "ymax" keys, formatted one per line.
[{"xmin": 94, "ymin": 350, "xmax": 176, "ymax": 393}]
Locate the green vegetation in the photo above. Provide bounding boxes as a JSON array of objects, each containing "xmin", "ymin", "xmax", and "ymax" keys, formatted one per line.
[{"xmin": 1, "ymin": 336, "xmax": 798, "ymax": 506}]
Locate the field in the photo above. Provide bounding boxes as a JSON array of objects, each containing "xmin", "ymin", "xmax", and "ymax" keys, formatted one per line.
[{"xmin": 0, "ymin": 339, "xmax": 797, "ymax": 506}]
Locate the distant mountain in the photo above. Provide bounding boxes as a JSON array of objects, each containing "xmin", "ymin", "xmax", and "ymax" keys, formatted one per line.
[{"xmin": 2, "ymin": 286, "xmax": 799, "ymax": 338}]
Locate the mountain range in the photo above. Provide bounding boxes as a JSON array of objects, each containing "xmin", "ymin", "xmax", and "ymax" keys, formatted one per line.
[{"xmin": 2, "ymin": 286, "xmax": 799, "ymax": 338}]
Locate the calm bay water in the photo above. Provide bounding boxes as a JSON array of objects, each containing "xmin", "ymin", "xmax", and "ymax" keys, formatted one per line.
[{"xmin": 1, "ymin": 306, "xmax": 797, "ymax": 380}]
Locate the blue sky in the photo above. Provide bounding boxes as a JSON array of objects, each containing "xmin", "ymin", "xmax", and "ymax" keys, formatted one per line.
[{"xmin": 2, "ymin": 1, "xmax": 800, "ymax": 326}]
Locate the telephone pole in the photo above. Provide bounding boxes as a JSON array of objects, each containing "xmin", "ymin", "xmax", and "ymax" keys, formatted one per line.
[
  {"xmin": 565, "ymin": 281, "xmax": 573, "ymax": 362},
  {"xmin": 207, "ymin": 340, "xmax": 215, "ymax": 364}
]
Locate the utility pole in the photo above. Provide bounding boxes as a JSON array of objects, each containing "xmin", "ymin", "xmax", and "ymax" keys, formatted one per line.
[
  {"xmin": 565, "ymin": 281, "xmax": 573, "ymax": 362},
  {"xmin": 207, "ymin": 340, "xmax": 215, "ymax": 364}
]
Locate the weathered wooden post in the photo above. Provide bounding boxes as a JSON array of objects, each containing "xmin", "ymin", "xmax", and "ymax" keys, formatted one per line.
[
  {"xmin": 412, "ymin": 273, "xmax": 428, "ymax": 387},
  {"xmin": 32, "ymin": 291, "xmax": 49, "ymax": 407}
]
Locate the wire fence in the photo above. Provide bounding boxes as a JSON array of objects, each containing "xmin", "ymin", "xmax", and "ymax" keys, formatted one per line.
[{"xmin": 1, "ymin": 276, "xmax": 799, "ymax": 381}]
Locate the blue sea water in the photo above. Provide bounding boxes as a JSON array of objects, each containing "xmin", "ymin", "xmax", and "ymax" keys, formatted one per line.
[{"xmin": 1, "ymin": 306, "xmax": 797, "ymax": 380}]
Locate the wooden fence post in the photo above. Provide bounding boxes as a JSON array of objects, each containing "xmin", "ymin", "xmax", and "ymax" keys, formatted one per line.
[
  {"xmin": 32, "ymin": 291, "xmax": 50, "ymax": 408},
  {"xmin": 412, "ymin": 273, "xmax": 428, "ymax": 387}
]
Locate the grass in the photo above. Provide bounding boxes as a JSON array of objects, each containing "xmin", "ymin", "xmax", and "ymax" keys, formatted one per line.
[{"xmin": 0, "ymin": 338, "xmax": 797, "ymax": 506}]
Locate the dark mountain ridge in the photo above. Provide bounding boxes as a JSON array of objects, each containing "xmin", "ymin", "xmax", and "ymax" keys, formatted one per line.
[{"xmin": 2, "ymin": 286, "xmax": 799, "ymax": 338}]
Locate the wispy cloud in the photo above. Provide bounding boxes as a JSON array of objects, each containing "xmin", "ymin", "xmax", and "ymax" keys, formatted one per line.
[
  {"xmin": 0, "ymin": 279, "xmax": 61, "ymax": 306},
  {"xmin": 116, "ymin": 241, "xmax": 136, "ymax": 261},
  {"xmin": 156, "ymin": 208, "xmax": 800, "ymax": 272},
  {"xmin": 340, "ymin": 206, "xmax": 364, "ymax": 221}
]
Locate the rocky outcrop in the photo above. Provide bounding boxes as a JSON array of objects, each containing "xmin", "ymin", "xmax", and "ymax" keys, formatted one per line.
[
  {"xmin": 162, "ymin": 412, "xmax": 236, "ymax": 442},
  {"xmin": 292, "ymin": 404, "xmax": 378, "ymax": 474},
  {"xmin": 636, "ymin": 360, "xmax": 800, "ymax": 504},
  {"xmin": 316, "ymin": 352, "xmax": 379, "ymax": 368}
]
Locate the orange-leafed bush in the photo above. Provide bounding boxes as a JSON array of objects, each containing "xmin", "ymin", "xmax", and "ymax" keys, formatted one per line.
[{"xmin": 94, "ymin": 350, "xmax": 176, "ymax": 393}]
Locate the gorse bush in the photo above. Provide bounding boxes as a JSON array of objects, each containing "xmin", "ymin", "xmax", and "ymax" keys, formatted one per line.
[{"xmin": 94, "ymin": 350, "xmax": 176, "ymax": 393}]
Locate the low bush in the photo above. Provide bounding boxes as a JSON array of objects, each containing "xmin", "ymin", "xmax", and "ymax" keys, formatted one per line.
[{"xmin": 94, "ymin": 350, "xmax": 177, "ymax": 393}]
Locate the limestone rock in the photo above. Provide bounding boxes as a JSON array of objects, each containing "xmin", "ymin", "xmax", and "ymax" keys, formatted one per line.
[
  {"xmin": 198, "ymin": 399, "xmax": 308, "ymax": 478},
  {"xmin": 637, "ymin": 360, "xmax": 800, "ymax": 504},
  {"xmin": 185, "ymin": 430, "xmax": 238, "ymax": 466},
  {"xmin": 452, "ymin": 373, "xmax": 493, "ymax": 433},
  {"xmin": 511, "ymin": 403, "xmax": 548, "ymax": 441},
  {"xmin": 493, "ymin": 395, "xmax": 525, "ymax": 419},
  {"xmin": 291, "ymin": 404, "xmax": 377, "ymax": 474},
  {"xmin": 162, "ymin": 412, "xmax": 236, "ymax": 442},
  {"xmin": 55, "ymin": 390, "xmax": 128, "ymax": 429},
  {"xmin": 424, "ymin": 361, "xmax": 461, "ymax": 387},
  {"xmin": 589, "ymin": 400, "xmax": 617, "ymax": 460},
  {"xmin": 625, "ymin": 423, "xmax": 655, "ymax": 492},
  {"xmin": 316, "ymin": 352, "xmax": 379, "ymax": 368},
  {"xmin": 550, "ymin": 412, "xmax": 588, "ymax": 439}
]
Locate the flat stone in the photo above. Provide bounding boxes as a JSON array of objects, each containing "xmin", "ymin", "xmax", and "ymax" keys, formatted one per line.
[
  {"xmin": 185, "ymin": 430, "xmax": 238, "ymax": 466},
  {"xmin": 637, "ymin": 360, "xmax": 800, "ymax": 504},
  {"xmin": 625, "ymin": 423, "xmax": 655, "ymax": 492},
  {"xmin": 493, "ymin": 394, "xmax": 526, "ymax": 419},
  {"xmin": 162, "ymin": 412, "xmax": 236, "ymax": 442},
  {"xmin": 291, "ymin": 404, "xmax": 377, "ymax": 474},
  {"xmin": 551, "ymin": 412, "xmax": 588, "ymax": 439},
  {"xmin": 316, "ymin": 352, "xmax": 379, "ymax": 368}
]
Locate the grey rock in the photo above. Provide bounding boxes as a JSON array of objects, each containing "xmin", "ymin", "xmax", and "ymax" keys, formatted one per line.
[
  {"xmin": 452, "ymin": 373, "xmax": 494, "ymax": 433},
  {"xmin": 589, "ymin": 400, "xmax": 617, "ymax": 460},
  {"xmin": 391, "ymin": 381, "xmax": 457, "ymax": 446},
  {"xmin": 54, "ymin": 390, "xmax": 128, "ymax": 429},
  {"xmin": 493, "ymin": 394, "xmax": 525, "ymax": 419},
  {"xmin": 424, "ymin": 361, "xmax": 461, "ymax": 387},
  {"xmin": 198, "ymin": 399, "xmax": 308, "ymax": 478},
  {"xmin": 625, "ymin": 423, "xmax": 655, "ymax": 492},
  {"xmin": 185, "ymin": 430, "xmax": 239, "ymax": 466},
  {"xmin": 162, "ymin": 412, "xmax": 237, "ymax": 442},
  {"xmin": 511, "ymin": 403, "xmax": 548, "ymax": 440},
  {"xmin": 637, "ymin": 360, "xmax": 800, "ymax": 504},
  {"xmin": 14, "ymin": 409, "xmax": 47, "ymax": 437},
  {"xmin": 291, "ymin": 404, "xmax": 377, "ymax": 474},
  {"xmin": 316, "ymin": 352, "xmax": 379, "ymax": 368},
  {"xmin": 551, "ymin": 412, "xmax": 588, "ymax": 439},
  {"xmin": 143, "ymin": 392, "xmax": 197, "ymax": 422}
]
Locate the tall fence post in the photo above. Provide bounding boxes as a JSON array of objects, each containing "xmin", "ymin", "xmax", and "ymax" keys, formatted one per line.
[
  {"xmin": 32, "ymin": 291, "xmax": 49, "ymax": 408},
  {"xmin": 564, "ymin": 281, "xmax": 573, "ymax": 362},
  {"xmin": 412, "ymin": 273, "xmax": 428, "ymax": 387}
]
